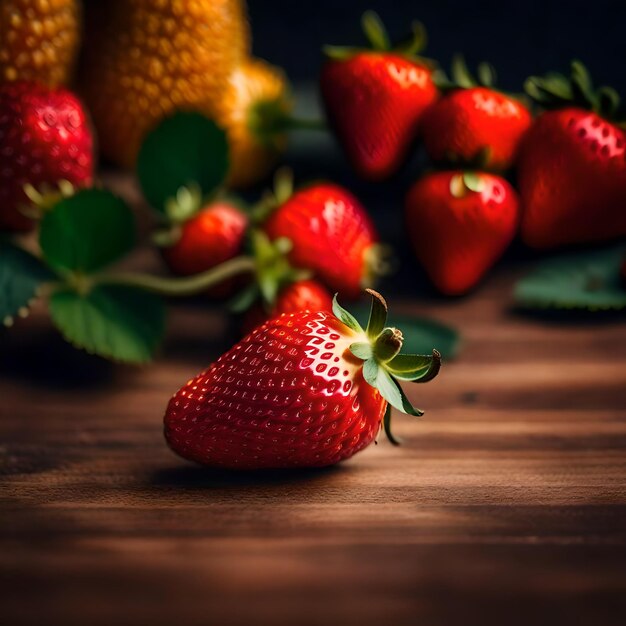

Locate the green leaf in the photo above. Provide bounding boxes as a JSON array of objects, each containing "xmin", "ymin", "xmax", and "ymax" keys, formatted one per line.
[
  {"xmin": 365, "ymin": 289, "xmax": 388, "ymax": 338},
  {"xmin": 0, "ymin": 241, "xmax": 53, "ymax": 325},
  {"xmin": 463, "ymin": 172, "xmax": 485, "ymax": 193},
  {"xmin": 39, "ymin": 189, "xmax": 135, "ymax": 273},
  {"xmin": 383, "ymin": 404, "xmax": 401, "ymax": 446},
  {"xmin": 375, "ymin": 368, "xmax": 423, "ymax": 416},
  {"xmin": 49, "ymin": 285, "xmax": 166, "ymax": 363},
  {"xmin": 361, "ymin": 11, "xmax": 390, "ymax": 51},
  {"xmin": 362, "ymin": 358, "xmax": 379, "ymax": 387},
  {"xmin": 349, "ymin": 342, "xmax": 373, "ymax": 360},
  {"xmin": 451, "ymin": 54, "xmax": 475, "ymax": 88},
  {"xmin": 477, "ymin": 62, "xmax": 497, "ymax": 88},
  {"xmin": 350, "ymin": 306, "xmax": 460, "ymax": 359},
  {"xmin": 137, "ymin": 112, "xmax": 229, "ymax": 213},
  {"xmin": 387, "ymin": 350, "xmax": 441, "ymax": 382},
  {"xmin": 514, "ymin": 246, "xmax": 626, "ymax": 311},
  {"xmin": 332, "ymin": 294, "xmax": 363, "ymax": 333}
]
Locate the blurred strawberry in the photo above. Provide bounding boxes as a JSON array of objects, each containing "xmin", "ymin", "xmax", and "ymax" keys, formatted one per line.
[
  {"xmin": 0, "ymin": 0, "xmax": 81, "ymax": 86},
  {"xmin": 156, "ymin": 185, "xmax": 249, "ymax": 297},
  {"xmin": 405, "ymin": 170, "xmax": 520, "ymax": 295},
  {"xmin": 423, "ymin": 56, "xmax": 532, "ymax": 171},
  {"xmin": 261, "ymin": 172, "xmax": 383, "ymax": 298},
  {"xmin": 518, "ymin": 61, "xmax": 626, "ymax": 249},
  {"xmin": 0, "ymin": 81, "xmax": 94, "ymax": 232},
  {"xmin": 241, "ymin": 279, "xmax": 332, "ymax": 334},
  {"xmin": 320, "ymin": 11, "xmax": 438, "ymax": 180}
]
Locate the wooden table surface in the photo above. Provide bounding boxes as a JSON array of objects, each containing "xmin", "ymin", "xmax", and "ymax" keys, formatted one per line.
[{"xmin": 1, "ymin": 179, "xmax": 626, "ymax": 625}]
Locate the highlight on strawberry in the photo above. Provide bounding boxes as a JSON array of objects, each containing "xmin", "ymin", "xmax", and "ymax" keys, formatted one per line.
[
  {"xmin": 405, "ymin": 170, "xmax": 520, "ymax": 295},
  {"xmin": 164, "ymin": 289, "xmax": 441, "ymax": 469},
  {"xmin": 320, "ymin": 11, "xmax": 438, "ymax": 180},
  {"xmin": 424, "ymin": 55, "xmax": 532, "ymax": 171},
  {"xmin": 518, "ymin": 60, "xmax": 626, "ymax": 249}
]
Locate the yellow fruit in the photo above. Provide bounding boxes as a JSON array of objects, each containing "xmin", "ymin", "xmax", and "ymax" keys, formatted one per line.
[
  {"xmin": 213, "ymin": 58, "xmax": 292, "ymax": 188},
  {"xmin": 79, "ymin": 0, "xmax": 250, "ymax": 169},
  {"xmin": 0, "ymin": 0, "xmax": 81, "ymax": 86}
]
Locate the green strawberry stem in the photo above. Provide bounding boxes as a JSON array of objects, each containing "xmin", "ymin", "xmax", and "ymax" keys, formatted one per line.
[
  {"xmin": 334, "ymin": 289, "xmax": 441, "ymax": 445},
  {"xmin": 525, "ymin": 60, "xmax": 622, "ymax": 120},
  {"xmin": 93, "ymin": 256, "xmax": 256, "ymax": 297},
  {"xmin": 250, "ymin": 100, "xmax": 326, "ymax": 144}
]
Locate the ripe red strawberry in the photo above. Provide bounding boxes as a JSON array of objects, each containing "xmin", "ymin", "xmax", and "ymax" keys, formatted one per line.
[
  {"xmin": 405, "ymin": 170, "xmax": 520, "ymax": 295},
  {"xmin": 262, "ymin": 181, "xmax": 381, "ymax": 299},
  {"xmin": 165, "ymin": 290, "xmax": 441, "ymax": 469},
  {"xmin": 0, "ymin": 81, "xmax": 94, "ymax": 231},
  {"xmin": 320, "ymin": 11, "xmax": 438, "ymax": 180},
  {"xmin": 161, "ymin": 199, "xmax": 248, "ymax": 276},
  {"xmin": 242, "ymin": 279, "xmax": 332, "ymax": 334},
  {"xmin": 518, "ymin": 62, "xmax": 626, "ymax": 249},
  {"xmin": 423, "ymin": 57, "xmax": 532, "ymax": 171}
]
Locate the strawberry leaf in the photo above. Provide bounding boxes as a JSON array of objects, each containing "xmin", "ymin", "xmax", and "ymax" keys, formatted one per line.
[
  {"xmin": 514, "ymin": 246, "xmax": 626, "ymax": 311},
  {"xmin": 39, "ymin": 189, "xmax": 135, "ymax": 273},
  {"xmin": 387, "ymin": 350, "xmax": 441, "ymax": 382},
  {"xmin": 375, "ymin": 368, "xmax": 424, "ymax": 417},
  {"xmin": 0, "ymin": 241, "xmax": 53, "ymax": 325},
  {"xmin": 350, "ymin": 306, "xmax": 460, "ymax": 359},
  {"xmin": 137, "ymin": 112, "xmax": 229, "ymax": 214},
  {"xmin": 49, "ymin": 285, "xmax": 166, "ymax": 363},
  {"xmin": 349, "ymin": 342, "xmax": 373, "ymax": 360},
  {"xmin": 332, "ymin": 294, "xmax": 363, "ymax": 333}
]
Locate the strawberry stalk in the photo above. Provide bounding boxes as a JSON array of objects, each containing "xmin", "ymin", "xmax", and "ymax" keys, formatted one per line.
[
  {"xmin": 91, "ymin": 255, "xmax": 256, "ymax": 297},
  {"xmin": 334, "ymin": 289, "xmax": 441, "ymax": 444},
  {"xmin": 324, "ymin": 10, "xmax": 432, "ymax": 65}
]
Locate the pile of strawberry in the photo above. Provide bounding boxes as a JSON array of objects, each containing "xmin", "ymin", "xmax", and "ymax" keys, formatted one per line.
[{"xmin": 320, "ymin": 12, "xmax": 626, "ymax": 296}]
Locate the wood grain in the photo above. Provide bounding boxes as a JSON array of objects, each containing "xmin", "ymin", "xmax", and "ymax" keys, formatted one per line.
[{"xmin": 1, "ymin": 177, "xmax": 626, "ymax": 626}]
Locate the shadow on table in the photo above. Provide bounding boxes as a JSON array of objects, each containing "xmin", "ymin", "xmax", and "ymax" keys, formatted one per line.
[
  {"xmin": 0, "ymin": 325, "xmax": 117, "ymax": 389},
  {"xmin": 150, "ymin": 463, "xmax": 345, "ymax": 489}
]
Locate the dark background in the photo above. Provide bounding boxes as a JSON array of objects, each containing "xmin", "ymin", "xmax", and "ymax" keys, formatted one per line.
[{"xmin": 248, "ymin": 0, "xmax": 626, "ymax": 92}]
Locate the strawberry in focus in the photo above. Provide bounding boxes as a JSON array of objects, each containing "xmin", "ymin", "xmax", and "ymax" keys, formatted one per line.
[
  {"xmin": 518, "ymin": 61, "xmax": 626, "ymax": 249},
  {"xmin": 320, "ymin": 11, "xmax": 438, "ymax": 181},
  {"xmin": 241, "ymin": 279, "xmax": 332, "ymax": 334},
  {"xmin": 0, "ymin": 81, "xmax": 94, "ymax": 232},
  {"xmin": 405, "ymin": 171, "xmax": 520, "ymax": 295},
  {"xmin": 164, "ymin": 290, "xmax": 441, "ymax": 469},
  {"xmin": 423, "ymin": 57, "xmax": 532, "ymax": 171},
  {"xmin": 262, "ymin": 179, "xmax": 382, "ymax": 298}
]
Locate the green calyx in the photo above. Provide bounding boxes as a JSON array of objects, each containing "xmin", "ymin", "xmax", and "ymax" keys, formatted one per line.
[
  {"xmin": 449, "ymin": 172, "xmax": 485, "ymax": 198},
  {"xmin": 524, "ymin": 60, "xmax": 622, "ymax": 119},
  {"xmin": 230, "ymin": 229, "xmax": 310, "ymax": 314},
  {"xmin": 323, "ymin": 11, "xmax": 433, "ymax": 66},
  {"xmin": 333, "ymin": 289, "xmax": 441, "ymax": 445},
  {"xmin": 433, "ymin": 54, "xmax": 498, "ymax": 91}
]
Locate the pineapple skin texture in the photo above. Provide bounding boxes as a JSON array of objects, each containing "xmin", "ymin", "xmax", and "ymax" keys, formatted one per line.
[
  {"xmin": 213, "ymin": 58, "xmax": 291, "ymax": 188},
  {"xmin": 80, "ymin": 0, "xmax": 251, "ymax": 169},
  {"xmin": 0, "ymin": 0, "xmax": 81, "ymax": 87}
]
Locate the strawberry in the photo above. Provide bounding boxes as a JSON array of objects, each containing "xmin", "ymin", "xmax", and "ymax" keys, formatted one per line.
[
  {"xmin": 405, "ymin": 170, "xmax": 520, "ymax": 295},
  {"xmin": 242, "ymin": 279, "xmax": 332, "ymax": 335},
  {"xmin": 518, "ymin": 61, "xmax": 626, "ymax": 249},
  {"xmin": 164, "ymin": 289, "xmax": 441, "ymax": 469},
  {"xmin": 0, "ymin": 0, "xmax": 81, "ymax": 87},
  {"xmin": 320, "ymin": 11, "xmax": 438, "ymax": 180},
  {"xmin": 423, "ymin": 56, "xmax": 532, "ymax": 171},
  {"xmin": 0, "ymin": 81, "xmax": 94, "ymax": 232},
  {"xmin": 158, "ymin": 190, "xmax": 248, "ymax": 277},
  {"xmin": 261, "ymin": 174, "xmax": 383, "ymax": 299}
]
